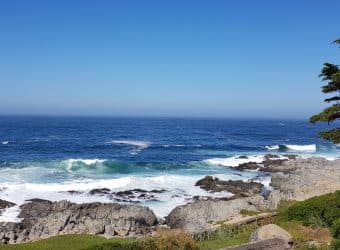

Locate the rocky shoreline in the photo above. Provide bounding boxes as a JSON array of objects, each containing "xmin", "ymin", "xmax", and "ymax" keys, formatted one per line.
[{"xmin": 1, "ymin": 156, "xmax": 339, "ymax": 244}]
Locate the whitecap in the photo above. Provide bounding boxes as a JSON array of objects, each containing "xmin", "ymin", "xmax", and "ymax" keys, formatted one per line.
[
  {"xmin": 265, "ymin": 145, "xmax": 280, "ymax": 150},
  {"xmin": 204, "ymin": 155, "xmax": 265, "ymax": 167},
  {"xmin": 284, "ymin": 144, "xmax": 316, "ymax": 152},
  {"xmin": 1, "ymin": 141, "xmax": 9, "ymax": 145}
]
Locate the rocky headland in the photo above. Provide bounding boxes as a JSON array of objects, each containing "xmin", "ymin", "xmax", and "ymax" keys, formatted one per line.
[
  {"xmin": 0, "ymin": 199, "xmax": 157, "ymax": 244},
  {"xmin": 1, "ymin": 156, "xmax": 339, "ymax": 244}
]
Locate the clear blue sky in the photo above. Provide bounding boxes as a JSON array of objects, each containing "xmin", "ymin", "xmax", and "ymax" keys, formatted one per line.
[{"xmin": 0, "ymin": 0, "xmax": 339, "ymax": 118}]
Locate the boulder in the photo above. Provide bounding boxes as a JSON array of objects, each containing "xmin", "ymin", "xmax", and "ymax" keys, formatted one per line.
[
  {"xmin": 250, "ymin": 224, "xmax": 293, "ymax": 249},
  {"xmin": 195, "ymin": 176, "xmax": 263, "ymax": 197},
  {"xmin": 0, "ymin": 199, "xmax": 157, "ymax": 244},
  {"xmin": 166, "ymin": 195, "xmax": 269, "ymax": 233}
]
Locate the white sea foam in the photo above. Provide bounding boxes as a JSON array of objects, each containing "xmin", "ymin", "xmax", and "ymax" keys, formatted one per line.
[
  {"xmin": 0, "ymin": 172, "xmax": 264, "ymax": 221},
  {"xmin": 284, "ymin": 144, "xmax": 316, "ymax": 152},
  {"xmin": 0, "ymin": 205, "xmax": 21, "ymax": 223},
  {"xmin": 1, "ymin": 141, "xmax": 9, "ymax": 145},
  {"xmin": 204, "ymin": 155, "xmax": 265, "ymax": 167},
  {"xmin": 265, "ymin": 145, "xmax": 280, "ymax": 150}
]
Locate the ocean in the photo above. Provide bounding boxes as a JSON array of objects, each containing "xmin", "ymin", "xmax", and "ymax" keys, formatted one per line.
[{"xmin": 0, "ymin": 116, "xmax": 339, "ymax": 221}]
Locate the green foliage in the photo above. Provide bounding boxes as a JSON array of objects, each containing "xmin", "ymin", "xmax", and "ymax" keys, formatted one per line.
[
  {"xmin": 331, "ymin": 219, "xmax": 340, "ymax": 239},
  {"xmin": 332, "ymin": 239, "xmax": 340, "ymax": 250},
  {"xmin": 310, "ymin": 105, "xmax": 340, "ymax": 124},
  {"xmin": 319, "ymin": 129, "xmax": 340, "ymax": 144},
  {"xmin": 287, "ymin": 191, "xmax": 340, "ymax": 238},
  {"xmin": 310, "ymin": 39, "xmax": 340, "ymax": 144}
]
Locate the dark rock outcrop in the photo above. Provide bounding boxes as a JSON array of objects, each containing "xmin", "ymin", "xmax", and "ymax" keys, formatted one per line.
[
  {"xmin": 235, "ymin": 162, "xmax": 261, "ymax": 171},
  {"xmin": 86, "ymin": 188, "xmax": 166, "ymax": 203},
  {"xmin": 195, "ymin": 176, "xmax": 264, "ymax": 197},
  {"xmin": 0, "ymin": 199, "xmax": 157, "ymax": 244},
  {"xmin": 0, "ymin": 199, "xmax": 15, "ymax": 211}
]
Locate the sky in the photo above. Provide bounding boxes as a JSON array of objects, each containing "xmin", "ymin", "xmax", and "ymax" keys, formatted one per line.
[{"xmin": 0, "ymin": 0, "xmax": 339, "ymax": 118}]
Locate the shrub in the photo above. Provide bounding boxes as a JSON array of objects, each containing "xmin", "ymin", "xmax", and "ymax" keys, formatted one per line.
[
  {"xmin": 287, "ymin": 191, "xmax": 340, "ymax": 231},
  {"xmin": 332, "ymin": 219, "xmax": 340, "ymax": 239}
]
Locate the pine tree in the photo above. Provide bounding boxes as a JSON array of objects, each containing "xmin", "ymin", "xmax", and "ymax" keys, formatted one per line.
[{"xmin": 310, "ymin": 39, "xmax": 340, "ymax": 143}]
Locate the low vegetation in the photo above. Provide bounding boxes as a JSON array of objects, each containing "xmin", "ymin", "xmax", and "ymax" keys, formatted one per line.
[{"xmin": 286, "ymin": 191, "xmax": 340, "ymax": 249}]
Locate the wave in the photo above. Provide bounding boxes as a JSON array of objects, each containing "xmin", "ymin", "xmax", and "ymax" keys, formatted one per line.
[
  {"xmin": 264, "ymin": 144, "xmax": 317, "ymax": 152},
  {"xmin": 283, "ymin": 144, "xmax": 316, "ymax": 152},
  {"xmin": 264, "ymin": 145, "xmax": 280, "ymax": 150},
  {"xmin": 63, "ymin": 159, "xmax": 106, "ymax": 172},
  {"xmin": 204, "ymin": 155, "xmax": 265, "ymax": 167},
  {"xmin": 1, "ymin": 141, "xmax": 9, "ymax": 145}
]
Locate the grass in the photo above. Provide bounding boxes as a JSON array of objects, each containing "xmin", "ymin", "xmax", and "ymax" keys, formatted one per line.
[
  {"xmin": 0, "ymin": 235, "xmax": 135, "ymax": 250},
  {"xmin": 0, "ymin": 230, "xmax": 199, "ymax": 250},
  {"xmin": 239, "ymin": 209, "xmax": 263, "ymax": 217},
  {"xmin": 197, "ymin": 227, "xmax": 253, "ymax": 250}
]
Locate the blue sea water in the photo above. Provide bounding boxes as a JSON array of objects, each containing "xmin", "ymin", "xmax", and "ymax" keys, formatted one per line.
[{"xmin": 0, "ymin": 116, "xmax": 339, "ymax": 219}]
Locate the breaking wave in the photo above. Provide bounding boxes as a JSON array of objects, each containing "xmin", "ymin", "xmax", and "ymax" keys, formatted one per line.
[
  {"xmin": 284, "ymin": 144, "xmax": 316, "ymax": 152},
  {"xmin": 204, "ymin": 155, "xmax": 265, "ymax": 167},
  {"xmin": 264, "ymin": 144, "xmax": 317, "ymax": 152},
  {"xmin": 264, "ymin": 145, "xmax": 280, "ymax": 150}
]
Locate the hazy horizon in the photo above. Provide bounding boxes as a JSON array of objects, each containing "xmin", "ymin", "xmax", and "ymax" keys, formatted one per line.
[{"xmin": 1, "ymin": 1, "xmax": 339, "ymax": 118}]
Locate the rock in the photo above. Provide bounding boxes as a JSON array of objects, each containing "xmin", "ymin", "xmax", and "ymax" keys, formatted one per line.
[
  {"xmin": 224, "ymin": 238, "xmax": 289, "ymax": 250},
  {"xmin": 64, "ymin": 190, "xmax": 83, "ymax": 195},
  {"xmin": 195, "ymin": 176, "xmax": 264, "ymax": 197},
  {"xmin": 283, "ymin": 154, "xmax": 297, "ymax": 160},
  {"xmin": 0, "ymin": 199, "xmax": 15, "ymax": 210},
  {"xmin": 269, "ymin": 157, "xmax": 340, "ymax": 202},
  {"xmin": 89, "ymin": 188, "xmax": 111, "ymax": 195},
  {"xmin": 0, "ymin": 199, "xmax": 157, "ymax": 244},
  {"xmin": 250, "ymin": 224, "xmax": 293, "ymax": 249},
  {"xmin": 264, "ymin": 154, "xmax": 281, "ymax": 159},
  {"xmin": 165, "ymin": 195, "xmax": 270, "ymax": 233},
  {"xmin": 112, "ymin": 189, "xmax": 164, "ymax": 202},
  {"xmin": 235, "ymin": 162, "xmax": 261, "ymax": 171},
  {"xmin": 150, "ymin": 189, "xmax": 166, "ymax": 193}
]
